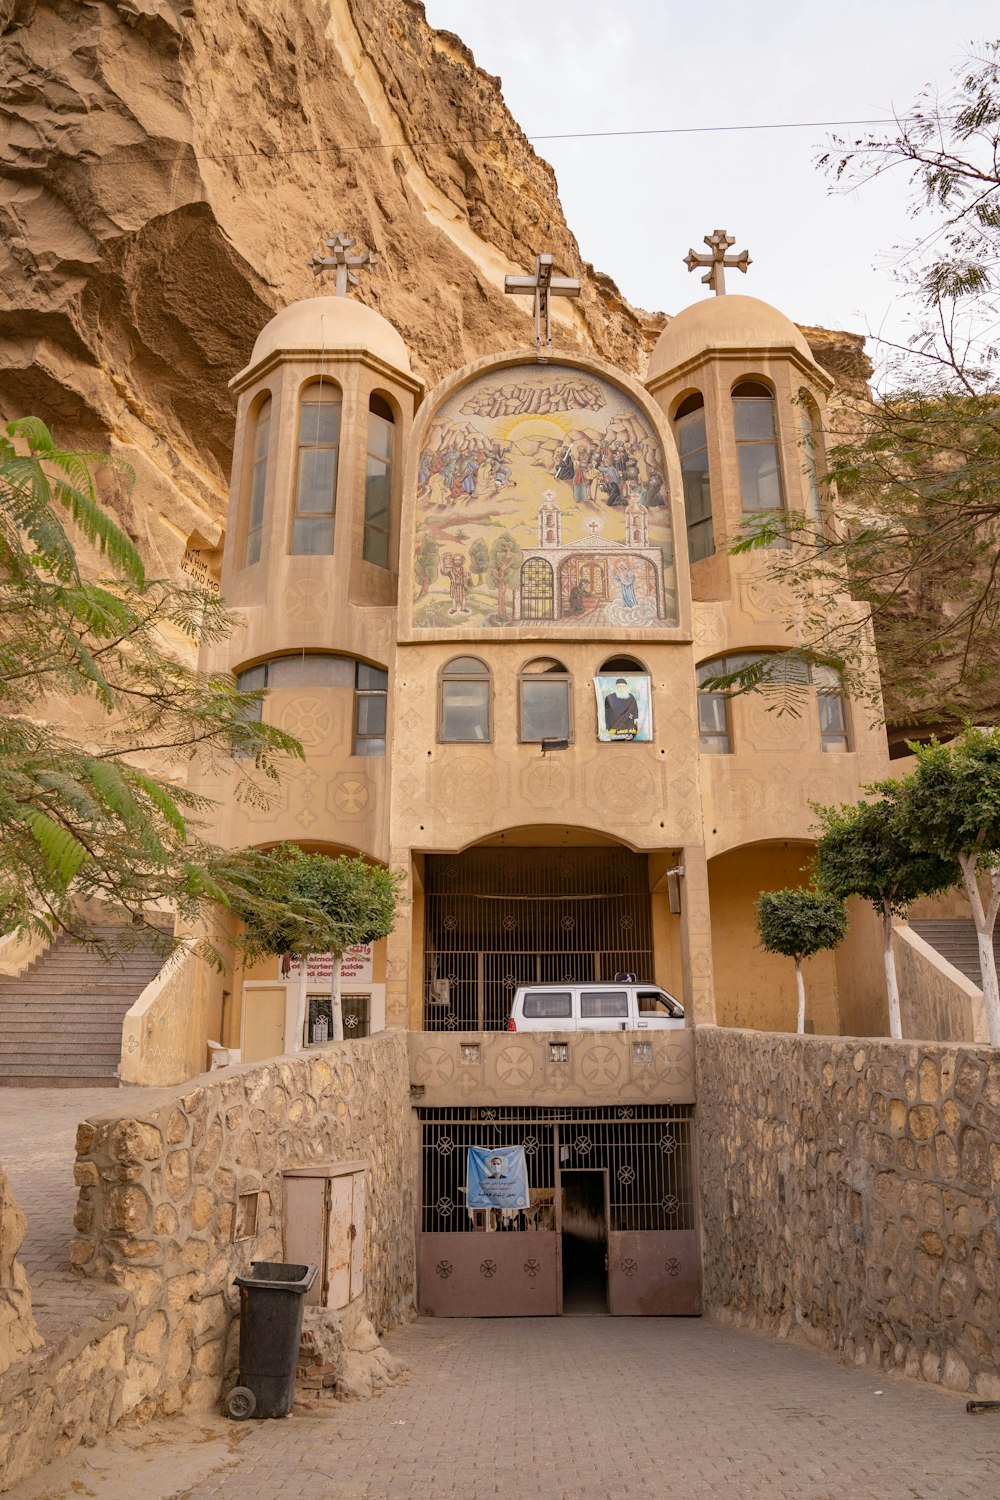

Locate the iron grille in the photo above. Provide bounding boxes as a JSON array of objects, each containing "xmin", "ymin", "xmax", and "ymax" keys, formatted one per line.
[
  {"xmin": 424, "ymin": 849, "xmax": 654, "ymax": 1030},
  {"xmin": 419, "ymin": 1104, "xmax": 694, "ymax": 1234}
]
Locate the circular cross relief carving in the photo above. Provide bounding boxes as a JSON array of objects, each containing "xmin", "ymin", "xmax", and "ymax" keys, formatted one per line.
[
  {"xmin": 495, "ymin": 1045, "xmax": 535, "ymax": 1087},
  {"xmin": 329, "ymin": 777, "xmax": 371, "ymax": 816},
  {"xmin": 594, "ymin": 762, "xmax": 656, "ymax": 818},
  {"xmin": 435, "ymin": 1260, "xmax": 453, "ymax": 1279},
  {"xmin": 581, "ymin": 1045, "xmax": 622, "ymax": 1087},
  {"xmin": 413, "ymin": 1046, "xmax": 455, "ymax": 1086},
  {"xmin": 278, "ymin": 696, "xmax": 337, "ymax": 748}
]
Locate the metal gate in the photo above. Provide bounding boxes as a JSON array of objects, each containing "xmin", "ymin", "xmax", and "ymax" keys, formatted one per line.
[
  {"xmin": 424, "ymin": 848, "xmax": 654, "ymax": 1030},
  {"xmin": 417, "ymin": 1105, "xmax": 700, "ymax": 1317}
]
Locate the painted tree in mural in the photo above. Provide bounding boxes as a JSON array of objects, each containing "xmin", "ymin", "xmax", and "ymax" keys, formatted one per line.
[
  {"xmin": 893, "ymin": 727, "xmax": 1000, "ymax": 1046},
  {"xmin": 230, "ymin": 844, "xmax": 402, "ymax": 1050},
  {"xmin": 415, "ymin": 533, "xmax": 439, "ymax": 598},
  {"xmin": 469, "ymin": 537, "xmax": 489, "ymax": 585},
  {"xmin": 488, "ymin": 533, "xmax": 522, "ymax": 623},
  {"xmin": 755, "ymin": 887, "xmax": 848, "ymax": 1034},
  {"xmin": 814, "ymin": 786, "xmax": 958, "ymax": 1038}
]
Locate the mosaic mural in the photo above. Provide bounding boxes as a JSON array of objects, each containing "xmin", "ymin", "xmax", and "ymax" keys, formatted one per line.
[{"xmin": 412, "ymin": 364, "xmax": 676, "ymax": 629}]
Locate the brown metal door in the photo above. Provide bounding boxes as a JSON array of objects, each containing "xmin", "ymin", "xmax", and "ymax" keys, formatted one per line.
[
  {"xmin": 418, "ymin": 1232, "xmax": 559, "ymax": 1316},
  {"xmin": 607, "ymin": 1230, "xmax": 701, "ymax": 1315}
]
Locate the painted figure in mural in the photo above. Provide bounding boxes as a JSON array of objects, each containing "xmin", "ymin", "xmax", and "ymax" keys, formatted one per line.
[
  {"xmin": 488, "ymin": 443, "xmax": 514, "ymax": 495},
  {"xmin": 568, "ymin": 582, "xmax": 585, "ymax": 615},
  {"xmin": 441, "ymin": 552, "xmax": 471, "ymax": 614},
  {"xmin": 615, "ymin": 559, "xmax": 638, "ymax": 608},
  {"xmin": 645, "ymin": 472, "xmax": 666, "ymax": 508},
  {"xmin": 604, "ymin": 679, "xmax": 639, "ymax": 737},
  {"xmin": 573, "ymin": 453, "xmax": 588, "ymax": 503},
  {"xmin": 555, "ymin": 444, "xmax": 575, "ymax": 483},
  {"xmin": 600, "ymin": 462, "xmax": 625, "ymax": 507}
]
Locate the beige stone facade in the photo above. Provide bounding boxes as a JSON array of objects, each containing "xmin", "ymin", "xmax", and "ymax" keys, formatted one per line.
[{"xmin": 171, "ymin": 279, "xmax": 893, "ymax": 1075}]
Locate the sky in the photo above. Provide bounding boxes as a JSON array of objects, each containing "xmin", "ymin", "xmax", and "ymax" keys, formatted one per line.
[{"xmin": 421, "ymin": 1, "xmax": 994, "ymax": 350}]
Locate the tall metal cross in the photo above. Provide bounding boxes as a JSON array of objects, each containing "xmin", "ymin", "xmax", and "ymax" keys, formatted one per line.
[
  {"xmin": 683, "ymin": 229, "xmax": 751, "ymax": 296},
  {"xmin": 307, "ymin": 232, "xmax": 375, "ymax": 297},
  {"xmin": 504, "ymin": 252, "xmax": 581, "ymax": 346}
]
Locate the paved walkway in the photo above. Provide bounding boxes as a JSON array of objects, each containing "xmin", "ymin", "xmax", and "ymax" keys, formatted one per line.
[
  {"xmin": 0, "ymin": 1085, "xmax": 145, "ymax": 1342},
  {"xmin": 6, "ymin": 1316, "xmax": 1000, "ymax": 1500}
]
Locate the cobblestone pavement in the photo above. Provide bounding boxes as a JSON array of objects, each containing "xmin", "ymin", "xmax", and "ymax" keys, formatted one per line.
[
  {"xmin": 7, "ymin": 1315, "xmax": 1000, "ymax": 1500},
  {"xmin": 0, "ymin": 1085, "xmax": 146, "ymax": 1342}
]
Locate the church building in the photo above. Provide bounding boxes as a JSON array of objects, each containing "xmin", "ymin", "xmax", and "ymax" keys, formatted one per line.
[{"xmin": 164, "ymin": 233, "xmax": 891, "ymax": 1314}]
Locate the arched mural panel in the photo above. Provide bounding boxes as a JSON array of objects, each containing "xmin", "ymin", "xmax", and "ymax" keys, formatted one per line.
[{"xmin": 413, "ymin": 363, "xmax": 675, "ymax": 629}]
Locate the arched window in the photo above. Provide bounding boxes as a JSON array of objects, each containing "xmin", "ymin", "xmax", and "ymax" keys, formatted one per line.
[
  {"xmin": 674, "ymin": 393, "xmax": 713, "ymax": 561},
  {"xmin": 812, "ymin": 664, "xmax": 850, "ymax": 753},
  {"xmin": 798, "ymin": 393, "xmax": 825, "ymax": 530},
  {"xmin": 439, "ymin": 657, "xmax": 491, "ymax": 743},
  {"xmin": 291, "ymin": 380, "xmax": 341, "ymax": 555},
  {"xmin": 244, "ymin": 395, "xmax": 271, "ymax": 567},
  {"xmin": 519, "ymin": 658, "xmax": 571, "ymax": 744},
  {"xmin": 732, "ymin": 381, "xmax": 784, "ymax": 515},
  {"xmin": 364, "ymin": 394, "xmax": 394, "ymax": 568},
  {"xmin": 520, "ymin": 557, "xmax": 555, "ymax": 620}
]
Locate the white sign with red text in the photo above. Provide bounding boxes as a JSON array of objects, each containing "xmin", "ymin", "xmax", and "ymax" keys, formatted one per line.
[{"xmin": 282, "ymin": 945, "xmax": 373, "ymax": 984}]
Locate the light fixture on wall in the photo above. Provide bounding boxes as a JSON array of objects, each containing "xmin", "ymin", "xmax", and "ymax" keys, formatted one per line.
[{"xmin": 541, "ymin": 737, "xmax": 569, "ymax": 755}]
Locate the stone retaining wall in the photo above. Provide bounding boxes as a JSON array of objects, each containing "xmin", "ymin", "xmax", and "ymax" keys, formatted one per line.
[
  {"xmin": 0, "ymin": 1031, "xmax": 414, "ymax": 1491},
  {"xmin": 696, "ymin": 1027, "xmax": 1000, "ymax": 1396}
]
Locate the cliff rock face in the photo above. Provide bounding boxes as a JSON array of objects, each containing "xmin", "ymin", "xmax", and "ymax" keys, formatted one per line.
[{"xmin": 0, "ymin": 0, "xmax": 866, "ymax": 575}]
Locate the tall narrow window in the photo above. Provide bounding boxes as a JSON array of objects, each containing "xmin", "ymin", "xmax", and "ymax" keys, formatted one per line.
[
  {"xmin": 813, "ymin": 664, "xmax": 850, "ymax": 753},
  {"xmin": 732, "ymin": 381, "xmax": 784, "ymax": 514},
  {"xmin": 674, "ymin": 393, "xmax": 714, "ymax": 561},
  {"xmin": 799, "ymin": 394, "xmax": 824, "ymax": 530},
  {"xmin": 696, "ymin": 659, "xmax": 732, "ymax": 754},
  {"xmin": 519, "ymin": 658, "xmax": 571, "ymax": 744},
  {"xmin": 232, "ymin": 663, "xmax": 267, "ymax": 757},
  {"xmin": 439, "ymin": 657, "xmax": 491, "ymax": 743},
  {"xmin": 244, "ymin": 396, "xmax": 271, "ymax": 567},
  {"xmin": 353, "ymin": 662, "xmax": 388, "ymax": 756},
  {"xmin": 292, "ymin": 382, "xmax": 341, "ymax": 555},
  {"xmin": 364, "ymin": 395, "xmax": 394, "ymax": 568}
]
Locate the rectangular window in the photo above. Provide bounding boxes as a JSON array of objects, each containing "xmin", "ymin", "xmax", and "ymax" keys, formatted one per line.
[
  {"xmin": 292, "ymin": 394, "xmax": 340, "ymax": 555},
  {"xmin": 637, "ymin": 990, "xmax": 683, "ymax": 1017},
  {"xmin": 697, "ymin": 692, "xmax": 730, "ymax": 753},
  {"xmin": 814, "ymin": 666, "xmax": 850, "ymax": 753},
  {"xmin": 440, "ymin": 680, "xmax": 490, "ymax": 742},
  {"xmin": 353, "ymin": 663, "xmax": 388, "ymax": 757},
  {"xmin": 580, "ymin": 989, "xmax": 629, "ymax": 1019},
  {"xmin": 232, "ymin": 663, "xmax": 266, "ymax": 758},
  {"xmin": 245, "ymin": 398, "xmax": 270, "ymax": 567},
  {"xmin": 681, "ymin": 450, "xmax": 714, "ymax": 560},
  {"xmin": 519, "ymin": 678, "xmax": 570, "ymax": 743},
  {"xmin": 363, "ymin": 411, "xmax": 394, "ymax": 569},
  {"xmin": 522, "ymin": 990, "xmax": 573, "ymax": 1019}
]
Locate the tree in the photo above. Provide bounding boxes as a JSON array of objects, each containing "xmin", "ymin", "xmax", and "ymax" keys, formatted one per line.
[
  {"xmin": 487, "ymin": 533, "xmax": 522, "ymax": 623},
  {"xmin": 230, "ymin": 844, "xmax": 403, "ymax": 1049},
  {"xmin": 414, "ymin": 532, "xmax": 439, "ymax": 598},
  {"xmin": 0, "ymin": 418, "xmax": 302, "ymax": 948},
  {"xmin": 814, "ymin": 787, "xmax": 958, "ymax": 1038},
  {"xmin": 732, "ymin": 43, "xmax": 1000, "ymax": 729},
  {"xmin": 469, "ymin": 537, "xmax": 489, "ymax": 585},
  {"xmin": 755, "ymin": 887, "xmax": 848, "ymax": 1035},
  {"xmin": 894, "ymin": 726, "xmax": 1000, "ymax": 1045}
]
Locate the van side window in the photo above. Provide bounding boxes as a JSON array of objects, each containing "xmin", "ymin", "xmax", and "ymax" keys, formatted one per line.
[
  {"xmin": 522, "ymin": 990, "xmax": 572, "ymax": 1019},
  {"xmin": 637, "ymin": 990, "xmax": 683, "ymax": 1018},
  {"xmin": 580, "ymin": 989, "xmax": 629, "ymax": 1019}
]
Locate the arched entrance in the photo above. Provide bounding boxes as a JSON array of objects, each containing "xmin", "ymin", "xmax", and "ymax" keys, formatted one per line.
[{"xmin": 423, "ymin": 832, "xmax": 654, "ymax": 1030}]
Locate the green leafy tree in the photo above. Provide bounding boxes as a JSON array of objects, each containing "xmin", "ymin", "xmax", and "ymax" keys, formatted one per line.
[
  {"xmin": 487, "ymin": 533, "xmax": 522, "ymax": 623},
  {"xmin": 731, "ymin": 44, "xmax": 1000, "ymax": 730},
  {"xmin": 469, "ymin": 537, "xmax": 490, "ymax": 584},
  {"xmin": 414, "ymin": 532, "xmax": 439, "ymax": 598},
  {"xmin": 755, "ymin": 887, "xmax": 848, "ymax": 1035},
  {"xmin": 0, "ymin": 418, "xmax": 301, "ymax": 948},
  {"xmin": 894, "ymin": 726, "xmax": 1000, "ymax": 1045},
  {"xmin": 814, "ymin": 787, "xmax": 958, "ymax": 1038},
  {"xmin": 230, "ymin": 844, "xmax": 403, "ymax": 1048}
]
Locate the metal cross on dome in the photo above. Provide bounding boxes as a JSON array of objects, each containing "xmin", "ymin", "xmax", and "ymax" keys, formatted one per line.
[
  {"xmin": 307, "ymin": 232, "xmax": 375, "ymax": 297},
  {"xmin": 683, "ymin": 229, "xmax": 752, "ymax": 296},
  {"xmin": 504, "ymin": 251, "xmax": 581, "ymax": 346}
]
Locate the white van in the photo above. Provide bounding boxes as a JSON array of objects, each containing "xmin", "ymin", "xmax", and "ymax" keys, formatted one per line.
[{"xmin": 506, "ymin": 981, "xmax": 685, "ymax": 1032}]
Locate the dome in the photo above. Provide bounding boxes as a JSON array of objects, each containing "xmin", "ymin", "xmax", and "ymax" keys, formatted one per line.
[
  {"xmin": 246, "ymin": 295, "xmax": 411, "ymax": 374},
  {"xmin": 647, "ymin": 294, "xmax": 817, "ymax": 382}
]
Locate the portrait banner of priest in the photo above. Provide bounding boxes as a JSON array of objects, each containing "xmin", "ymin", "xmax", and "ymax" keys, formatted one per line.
[{"xmin": 594, "ymin": 673, "xmax": 652, "ymax": 742}]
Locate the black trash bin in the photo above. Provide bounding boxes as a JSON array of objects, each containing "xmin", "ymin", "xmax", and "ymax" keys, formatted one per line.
[{"xmin": 226, "ymin": 1260, "xmax": 318, "ymax": 1420}]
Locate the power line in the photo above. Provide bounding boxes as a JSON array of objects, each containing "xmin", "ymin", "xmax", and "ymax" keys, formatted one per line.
[{"xmin": 71, "ymin": 116, "xmax": 912, "ymax": 169}]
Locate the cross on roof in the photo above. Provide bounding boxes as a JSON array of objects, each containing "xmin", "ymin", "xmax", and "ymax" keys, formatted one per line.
[
  {"xmin": 683, "ymin": 229, "xmax": 751, "ymax": 296},
  {"xmin": 307, "ymin": 232, "xmax": 375, "ymax": 297},
  {"xmin": 504, "ymin": 252, "xmax": 581, "ymax": 346}
]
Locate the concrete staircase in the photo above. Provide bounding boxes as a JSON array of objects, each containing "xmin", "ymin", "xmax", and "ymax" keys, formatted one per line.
[
  {"xmin": 907, "ymin": 919, "xmax": 997, "ymax": 988},
  {"xmin": 0, "ymin": 929, "xmax": 167, "ymax": 1087}
]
